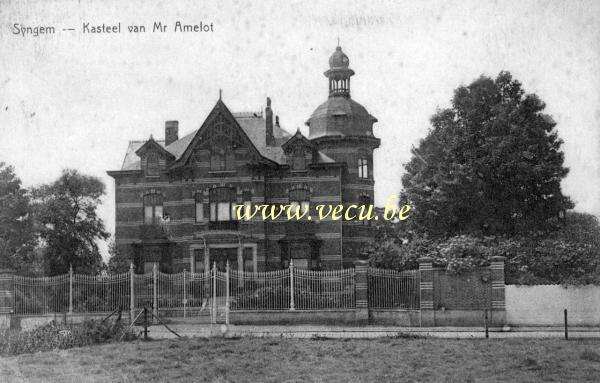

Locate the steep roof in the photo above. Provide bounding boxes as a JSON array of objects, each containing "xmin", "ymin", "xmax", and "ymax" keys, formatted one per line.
[{"xmin": 119, "ymin": 112, "xmax": 334, "ymax": 171}]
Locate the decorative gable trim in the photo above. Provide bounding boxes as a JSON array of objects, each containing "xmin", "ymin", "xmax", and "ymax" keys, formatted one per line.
[
  {"xmin": 281, "ymin": 130, "xmax": 315, "ymax": 153},
  {"xmin": 170, "ymin": 99, "xmax": 278, "ymax": 169},
  {"xmin": 135, "ymin": 137, "xmax": 175, "ymax": 160}
]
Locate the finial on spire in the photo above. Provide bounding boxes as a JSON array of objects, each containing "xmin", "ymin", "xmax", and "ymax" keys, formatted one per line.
[
  {"xmin": 337, "ymin": 36, "xmax": 340, "ymax": 46},
  {"xmin": 219, "ymin": 89, "xmax": 222, "ymax": 100}
]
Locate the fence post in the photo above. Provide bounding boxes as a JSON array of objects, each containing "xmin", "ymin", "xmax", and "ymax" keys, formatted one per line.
[
  {"xmin": 183, "ymin": 270, "xmax": 187, "ymax": 319},
  {"xmin": 353, "ymin": 260, "xmax": 369, "ymax": 325},
  {"xmin": 0, "ymin": 268, "xmax": 15, "ymax": 329},
  {"xmin": 564, "ymin": 309, "xmax": 568, "ymax": 340},
  {"xmin": 129, "ymin": 263, "xmax": 135, "ymax": 323},
  {"xmin": 289, "ymin": 259, "xmax": 295, "ymax": 311},
  {"xmin": 212, "ymin": 261, "xmax": 216, "ymax": 324},
  {"xmin": 418, "ymin": 257, "xmax": 435, "ymax": 327},
  {"xmin": 68, "ymin": 265, "xmax": 73, "ymax": 315},
  {"xmin": 153, "ymin": 263, "xmax": 158, "ymax": 322},
  {"xmin": 225, "ymin": 261, "xmax": 230, "ymax": 325},
  {"xmin": 490, "ymin": 256, "xmax": 506, "ymax": 326}
]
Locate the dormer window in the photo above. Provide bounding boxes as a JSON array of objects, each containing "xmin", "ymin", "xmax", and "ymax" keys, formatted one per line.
[
  {"xmin": 146, "ymin": 152, "xmax": 160, "ymax": 176},
  {"xmin": 291, "ymin": 148, "xmax": 306, "ymax": 170},
  {"xmin": 358, "ymin": 157, "xmax": 368, "ymax": 179}
]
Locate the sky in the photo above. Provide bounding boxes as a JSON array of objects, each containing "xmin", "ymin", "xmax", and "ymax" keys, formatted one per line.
[{"xmin": 1, "ymin": 0, "xmax": 599, "ymax": 260}]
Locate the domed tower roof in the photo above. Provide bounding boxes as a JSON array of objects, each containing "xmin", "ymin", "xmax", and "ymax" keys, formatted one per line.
[
  {"xmin": 306, "ymin": 45, "xmax": 377, "ymax": 140},
  {"xmin": 329, "ymin": 46, "xmax": 350, "ymax": 69}
]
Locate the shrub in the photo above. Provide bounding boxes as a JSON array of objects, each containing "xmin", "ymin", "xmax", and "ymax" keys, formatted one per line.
[{"xmin": 0, "ymin": 319, "xmax": 137, "ymax": 356}]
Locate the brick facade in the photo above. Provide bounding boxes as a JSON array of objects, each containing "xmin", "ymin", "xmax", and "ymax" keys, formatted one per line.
[{"xmin": 108, "ymin": 46, "xmax": 380, "ymax": 272}]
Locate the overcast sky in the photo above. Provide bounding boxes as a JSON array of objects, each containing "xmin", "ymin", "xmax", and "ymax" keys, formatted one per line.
[{"xmin": 1, "ymin": 0, "xmax": 599, "ymax": 259}]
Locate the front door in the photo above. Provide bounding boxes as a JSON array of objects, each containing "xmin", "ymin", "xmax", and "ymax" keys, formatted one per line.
[{"xmin": 210, "ymin": 247, "xmax": 238, "ymax": 272}]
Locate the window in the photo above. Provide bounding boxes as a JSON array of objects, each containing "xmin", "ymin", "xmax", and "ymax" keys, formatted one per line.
[
  {"xmin": 243, "ymin": 247, "xmax": 254, "ymax": 272},
  {"xmin": 358, "ymin": 195, "xmax": 371, "ymax": 225},
  {"xmin": 209, "ymin": 187, "xmax": 235, "ymax": 222},
  {"xmin": 358, "ymin": 157, "xmax": 368, "ymax": 178},
  {"xmin": 210, "ymin": 149, "xmax": 225, "ymax": 171},
  {"xmin": 143, "ymin": 193, "xmax": 163, "ymax": 224},
  {"xmin": 210, "ymin": 148, "xmax": 235, "ymax": 171},
  {"xmin": 195, "ymin": 193, "xmax": 204, "ymax": 223},
  {"xmin": 225, "ymin": 151, "xmax": 236, "ymax": 170},
  {"xmin": 289, "ymin": 188, "xmax": 310, "ymax": 214},
  {"xmin": 194, "ymin": 249, "xmax": 205, "ymax": 273},
  {"xmin": 292, "ymin": 148, "xmax": 306, "ymax": 170},
  {"xmin": 146, "ymin": 152, "xmax": 159, "ymax": 176},
  {"xmin": 240, "ymin": 190, "xmax": 252, "ymax": 221}
]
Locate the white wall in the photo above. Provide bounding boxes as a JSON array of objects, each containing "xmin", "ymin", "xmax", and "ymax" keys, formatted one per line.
[{"xmin": 506, "ymin": 285, "xmax": 600, "ymax": 326}]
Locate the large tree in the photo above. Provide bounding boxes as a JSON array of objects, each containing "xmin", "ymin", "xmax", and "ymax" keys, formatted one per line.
[
  {"xmin": 0, "ymin": 163, "xmax": 36, "ymax": 273},
  {"xmin": 402, "ymin": 71, "xmax": 573, "ymax": 236},
  {"xmin": 106, "ymin": 238, "xmax": 131, "ymax": 274},
  {"xmin": 33, "ymin": 169, "xmax": 109, "ymax": 275}
]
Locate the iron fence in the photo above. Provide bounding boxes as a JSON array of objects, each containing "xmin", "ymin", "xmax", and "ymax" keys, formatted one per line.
[
  {"xmin": 12, "ymin": 264, "xmax": 420, "ymax": 317},
  {"xmin": 294, "ymin": 268, "xmax": 355, "ymax": 310},
  {"xmin": 367, "ymin": 268, "xmax": 420, "ymax": 310}
]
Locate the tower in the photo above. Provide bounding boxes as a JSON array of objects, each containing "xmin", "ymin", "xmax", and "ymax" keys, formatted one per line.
[{"xmin": 306, "ymin": 45, "xmax": 381, "ymax": 264}]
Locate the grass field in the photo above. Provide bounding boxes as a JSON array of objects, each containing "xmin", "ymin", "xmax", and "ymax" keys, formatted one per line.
[{"xmin": 1, "ymin": 336, "xmax": 599, "ymax": 382}]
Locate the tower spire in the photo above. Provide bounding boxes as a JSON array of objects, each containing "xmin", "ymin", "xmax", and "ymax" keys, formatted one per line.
[{"xmin": 324, "ymin": 45, "xmax": 354, "ymax": 98}]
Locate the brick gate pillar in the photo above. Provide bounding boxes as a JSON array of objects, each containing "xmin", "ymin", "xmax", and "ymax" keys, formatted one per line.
[
  {"xmin": 353, "ymin": 260, "xmax": 369, "ymax": 325},
  {"xmin": 490, "ymin": 256, "xmax": 506, "ymax": 325},
  {"xmin": 0, "ymin": 268, "xmax": 15, "ymax": 330},
  {"xmin": 418, "ymin": 257, "xmax": 435, "ymax": 327}
]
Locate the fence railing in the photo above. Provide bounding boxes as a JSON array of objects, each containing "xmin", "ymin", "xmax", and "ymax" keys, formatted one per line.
[
  {"xmin": 367, "ymin": 268, "xmax": 420, "ymax": 310},
  {"xmin": 12, "ymin": 263, "xmax": 420, "ymax": 317}
]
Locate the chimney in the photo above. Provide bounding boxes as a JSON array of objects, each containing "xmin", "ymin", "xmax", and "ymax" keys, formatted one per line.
[
  {"xmin": 165, "ymin": 120, "xmax": 179, "ymax": 146},
  {"xmin": 265, "ymin": 97, "xmax": 275, "ymax": 146}
]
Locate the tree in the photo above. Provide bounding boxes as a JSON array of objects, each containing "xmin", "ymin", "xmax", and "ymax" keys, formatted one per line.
[
  {"xmin": 402, "ymin": 71, "xmax": 573, "ymax": 236},
  {"xmin": 0, "ymin": 163, "xmax": 37, "ymax": 273},
  {"xmin": 33, "ymin": 169, "xmax": 109, "ymax": 275},
  {"xmin": 106, "ymin": 238, "xmax": 131, "ymax": 274}
]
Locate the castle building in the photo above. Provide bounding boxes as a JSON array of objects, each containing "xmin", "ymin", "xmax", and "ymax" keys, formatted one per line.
[{"xmin": 107, "ymin": 46, "xmax": 380, "ymax": 273}]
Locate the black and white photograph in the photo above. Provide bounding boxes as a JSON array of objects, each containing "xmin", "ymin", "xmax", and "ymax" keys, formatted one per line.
[{"xmin": 0, "ymin": 0, "xmax": 599, "ymax": 381}]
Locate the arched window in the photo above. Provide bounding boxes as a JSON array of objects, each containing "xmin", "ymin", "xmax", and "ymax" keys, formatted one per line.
[
  {"xmin": 146, "ymin": 152, "xmax": 159, "ymax": 176},
  {"xmin": 209, "ymin": 187, "xmax": 235, "ymax": 222},
  {"xmin": 358, "ymin": 157, "xmax": 369, "ymax": 179},
  {"xmin": 143, "ymin": 193, "xmax": 163, "ymax": 224},
  {"xmin": 289, "ymin": 188, "xmax": 310, "ymax": 214}
]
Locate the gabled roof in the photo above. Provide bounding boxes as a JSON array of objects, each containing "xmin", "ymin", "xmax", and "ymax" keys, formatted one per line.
[
  {"xmin": 135, "ymin": 136, "xmax": 175, "ymax": 159},
  {"xmin": 117, "ymin": 99, "xmax": 337, "ymax": 171},
  {"xmin": 281, "ymin": 130, "xmax": 315, "ymax": 152}
]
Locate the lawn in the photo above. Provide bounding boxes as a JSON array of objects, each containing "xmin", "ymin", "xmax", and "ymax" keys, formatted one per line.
[{"xmin": 0, "ymin": 336, "xmax": 599, "ymax": 382}]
